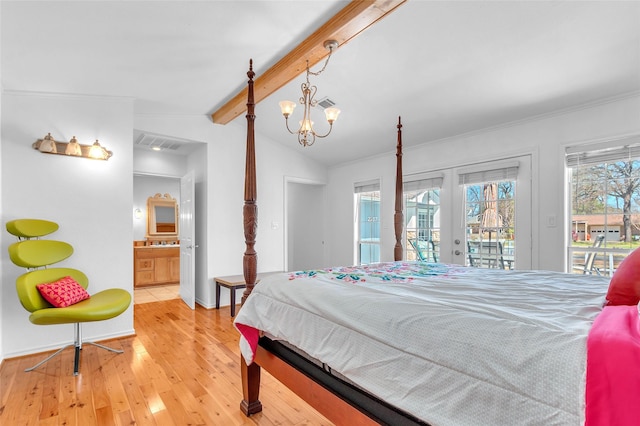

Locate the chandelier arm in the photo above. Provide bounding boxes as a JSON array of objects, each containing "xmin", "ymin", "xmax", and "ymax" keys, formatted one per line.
[
  {"xmin": 311, "ymin": 123, "xmax": 334, "ymax": 139},
  {"xmin": 283, "ymin": 116, "xmax": 301, "ymax": 135}
]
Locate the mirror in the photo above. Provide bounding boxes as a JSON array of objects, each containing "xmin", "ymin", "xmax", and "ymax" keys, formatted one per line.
[{"xmin": 146, "ymin": 193, "xmax": 179, "ymax": 242}]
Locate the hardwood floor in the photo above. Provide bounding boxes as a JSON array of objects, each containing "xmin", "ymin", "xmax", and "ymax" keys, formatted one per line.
[{"xmin": 0, "ymin": 299, "xmax": 333, "ymax": 425}]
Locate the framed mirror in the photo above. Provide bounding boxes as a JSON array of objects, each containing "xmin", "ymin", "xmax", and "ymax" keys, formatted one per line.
[{"xmin": 146, "ymin": 193, "xmax": 179, "ymax": 242}]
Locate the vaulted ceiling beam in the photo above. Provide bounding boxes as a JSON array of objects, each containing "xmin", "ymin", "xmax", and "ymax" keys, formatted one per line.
[{"xmin": 211, "ymin": 0, "xmax": 406, "ymax": 125}]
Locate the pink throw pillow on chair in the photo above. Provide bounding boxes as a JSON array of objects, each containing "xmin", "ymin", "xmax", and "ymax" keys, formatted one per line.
[
  {"xmin": 37, "ymin": 276, "xmax": 90, "ymax": 308},
  {"xmin": 606, "ymin": 248, "xmax": 640, "ymax": 306}
]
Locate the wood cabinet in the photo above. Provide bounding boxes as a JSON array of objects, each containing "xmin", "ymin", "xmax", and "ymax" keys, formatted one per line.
[{"xmin": 134, "ymin": 246, "xmax": 180, "ymax": 287}]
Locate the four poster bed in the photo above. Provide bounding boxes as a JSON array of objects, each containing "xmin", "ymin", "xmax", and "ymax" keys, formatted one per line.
[{"xmin": 233, "ymin": 62, "xmax": 640, "ymax": 425}]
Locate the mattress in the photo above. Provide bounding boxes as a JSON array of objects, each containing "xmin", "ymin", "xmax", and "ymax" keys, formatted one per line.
[{"xmin": 234, "ymin": 261, "xmax": 610, "ymax": 425}]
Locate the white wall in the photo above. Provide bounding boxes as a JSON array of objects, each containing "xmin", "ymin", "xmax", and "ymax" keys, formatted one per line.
[
  {"xmin": 133, "ymin": 147, "xmax": 187, "ymax": 177},
  {"xmin": 0, "ymin": 1, "xmax": 4, "ymax": 361},
  {"xmin": 1, "ymin": 91, "xmax": 135, "ymax": 358},
  {"xmin": 326, "ymin": 94, "xmax": 640, "ymax": 271}
]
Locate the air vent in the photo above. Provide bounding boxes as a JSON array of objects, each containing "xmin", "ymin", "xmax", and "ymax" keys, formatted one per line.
[
  {"xmin": 133, "ymin": 131, "xmax": 203, "ymax": 156},
  {"xmin": 135, "ymin": 133, "xmax": 182, "ymax": 151},
  {"xmin": 318, "ymin": 97, "xmax": 336, "ymax": 109}
]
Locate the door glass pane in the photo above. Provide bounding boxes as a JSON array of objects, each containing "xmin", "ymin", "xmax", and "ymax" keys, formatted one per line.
[
  {"xmin": 404, "ymin": 189, "xmax": 440, "ymax": 262},
  {"xmin": 465, "ymin": 181, "xmax": 516, "ymax": 269},
  {"xmin": 356, "ymin": 190, "xmax": 381, "ymax": 265}
]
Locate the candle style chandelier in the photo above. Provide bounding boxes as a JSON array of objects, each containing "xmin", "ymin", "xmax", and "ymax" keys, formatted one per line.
[{"xmin": 279, "ymin": 40, "xmax": 341, "ymax": 147}]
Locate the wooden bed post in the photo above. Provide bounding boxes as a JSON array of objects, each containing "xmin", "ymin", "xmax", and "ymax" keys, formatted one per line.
[
  {"xmin": 394, "ymin": 116, "xmax": 404, "ymax": 261},
  {"xmin": 241, "ymin": 60, "xmax": 258, "ymax": 304},
  {"xmin": 240, "ymin": 59, "xmax": 263, "ymax": 416}
]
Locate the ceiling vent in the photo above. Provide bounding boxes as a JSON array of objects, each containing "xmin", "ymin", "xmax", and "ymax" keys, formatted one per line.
[
  {"xmin": 318, "ymin": 97, "xmax": 336, "ymax": 109},
  {"xmin": 133, "ymin": 131, "xmax": 204, "ymax": 156}
]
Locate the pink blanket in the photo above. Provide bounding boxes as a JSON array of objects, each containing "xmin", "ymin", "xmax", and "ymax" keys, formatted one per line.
[{"xmin": 586, "ymin": 305, "xmax": 640, "ymax": 426}]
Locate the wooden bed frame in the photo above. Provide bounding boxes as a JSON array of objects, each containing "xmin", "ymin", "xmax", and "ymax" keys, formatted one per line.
[{"xmin": 237, "ymin": 62, "xmax": 425, "ymax": 425}]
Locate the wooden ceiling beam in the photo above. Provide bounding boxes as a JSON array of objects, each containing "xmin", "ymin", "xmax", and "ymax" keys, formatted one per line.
[{"xmin": 211, "ymin": 0, "xmax": 406, "ymax": 125}]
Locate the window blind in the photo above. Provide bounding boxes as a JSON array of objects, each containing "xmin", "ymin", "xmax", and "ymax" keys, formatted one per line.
[
  {"xmin": 566, "ymin": 136, "xmax": 640, "ymax": 167},
  {"xmin": 403, "ymin": 173, "xmax": 444, "ymax": 192},
  {"xmin": 354, "ymin": 179, "xmax": 380, "ymax": 193},
  {"xmin": 458, "ymin": 161, "xmax": 519, "ymax": 185}
]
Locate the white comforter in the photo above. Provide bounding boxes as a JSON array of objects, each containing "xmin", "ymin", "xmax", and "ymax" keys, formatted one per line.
[{"xmin": 234, "ymin": 262, "xmax": 610, "ymax": 426}]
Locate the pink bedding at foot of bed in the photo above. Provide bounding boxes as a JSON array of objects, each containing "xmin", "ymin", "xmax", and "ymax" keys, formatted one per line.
[{"xmin": 586, "ymin": 305, "xmax": 640, "ymax": 426}]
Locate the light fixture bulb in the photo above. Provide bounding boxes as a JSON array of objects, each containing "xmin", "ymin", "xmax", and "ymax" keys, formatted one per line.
[
  {"xmin": 89, "ymin": 140, "xmax": 105, "ymax": 159},
  {"xmin": 279, "ymin": 100, "xmax": 296, "ymax": 117},
  {"xmin": 300, "ymin": 119, "xmax": 314, "ymax": 132},
  {"xmin": 65, "ymin": 136, "xmax": 82, "ymax": 156},
  {"xmin": 324, "ymin": 107, "xmax": 340, "ymax": 123},
  {"xmin": 39, "ymin": 133, "xmax": 57, "ymax": 153}
]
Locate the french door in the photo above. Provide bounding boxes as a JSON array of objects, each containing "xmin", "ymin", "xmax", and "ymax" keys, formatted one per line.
[{"xmin": 448, "ymin": 155, "xmax": 532, "ymax": 269}]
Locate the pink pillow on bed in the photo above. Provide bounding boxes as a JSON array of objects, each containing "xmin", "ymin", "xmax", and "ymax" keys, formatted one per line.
[
  {"xmin": 606, "ymin": 248, "xmax": 640, "ymax": 306},
  {"xmin": 37, "ymin": 276, "xmax": 90, "ymax": 308}
]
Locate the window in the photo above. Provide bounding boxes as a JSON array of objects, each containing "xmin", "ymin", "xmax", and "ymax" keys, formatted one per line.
[
  {"xmin": 404, "ymin": 174, "xmax": 442, "ymax": 262},
  {"xmin": 459, "ymin": 162, "xmax": 518, "ymax": 269},
  {"xmin": 566, "ymin": 137, "xmax": 640, "ymax": 276},
  {"xmin": 355, "ymin": 180, "xmax": 381, "ymax": 265}
]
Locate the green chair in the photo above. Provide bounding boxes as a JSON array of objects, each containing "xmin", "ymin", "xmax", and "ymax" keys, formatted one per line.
[{"xmin": 6, "ymin": 218, "xmax": 131, "ymax": 375}]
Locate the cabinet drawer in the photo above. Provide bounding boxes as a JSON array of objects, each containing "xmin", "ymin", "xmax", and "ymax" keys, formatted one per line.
[
  {"xmin": 136, "ymin": 258, "xmax": 154, "ymax": 270},
  {"xmin": 135, "ymin": 271, "xmax": 154, "ymax": 285}
]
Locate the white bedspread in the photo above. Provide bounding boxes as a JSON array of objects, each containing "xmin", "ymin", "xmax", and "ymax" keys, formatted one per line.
[{"xmin": 234, "ymin": 262, "xmax": 610, "ymax": 425}]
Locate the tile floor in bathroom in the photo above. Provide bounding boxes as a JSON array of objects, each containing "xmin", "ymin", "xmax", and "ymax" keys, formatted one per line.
[{"xmin": 133, "ymin": 284, "xmax": 180, "ymax": 304}]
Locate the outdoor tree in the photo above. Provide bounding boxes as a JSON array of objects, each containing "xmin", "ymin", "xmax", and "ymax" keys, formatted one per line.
[
  {"xmin": 572, "ymin": 168, "xmax": 606, "ymax": 215},
  {"xmin": 605, "ymin": 160, "xmax": 640, "ymax": 242},
  {"xmin": 575, "ymin": 160, "xmax": 640, "ymax": 242}
]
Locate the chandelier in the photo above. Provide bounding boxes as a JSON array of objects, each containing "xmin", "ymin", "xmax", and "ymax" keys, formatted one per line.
[{"xmin": 279, "ymin": 40, "xmax": 341, "ymax": 147}]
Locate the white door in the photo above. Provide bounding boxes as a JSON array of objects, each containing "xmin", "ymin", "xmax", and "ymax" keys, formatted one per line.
[
  {"xmin": 180, "ymin": 171, "xmax": 196, "ymax": 309},
  {"xmin": 450, "ymin": 155, "xmax": 532, "ymax": 269}
]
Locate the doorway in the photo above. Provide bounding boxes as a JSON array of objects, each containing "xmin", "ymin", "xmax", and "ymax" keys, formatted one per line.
[
  {"xmin": 133, "ymin": 174, "xmax": 182, "ymax": 305},
  {"xmin": 286, "ymin": 179, "xmax": 327, "ymax": 271}
]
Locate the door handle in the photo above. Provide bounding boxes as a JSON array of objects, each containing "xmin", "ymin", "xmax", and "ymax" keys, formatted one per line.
[{"xmin": 455, "ymin": 250, "xmax": 462, "ymax": 255}]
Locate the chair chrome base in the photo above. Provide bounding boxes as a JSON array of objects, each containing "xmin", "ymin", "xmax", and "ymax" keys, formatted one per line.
[{"xmin": 25, "ymin": 323, "xmax": 123, "ymax": 376}]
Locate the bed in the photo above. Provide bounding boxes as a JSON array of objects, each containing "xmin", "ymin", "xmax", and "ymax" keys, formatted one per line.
[{"xmin": 233, "ymin": 61, "xmax": 640, "ymax": 425}]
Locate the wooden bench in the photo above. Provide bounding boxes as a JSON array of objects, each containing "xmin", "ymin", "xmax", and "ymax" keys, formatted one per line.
[{"xmin": 214, "ymin": 271, "xmax": 283, "ymax": 317}]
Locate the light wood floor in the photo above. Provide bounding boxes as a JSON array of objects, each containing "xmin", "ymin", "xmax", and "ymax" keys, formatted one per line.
[{"xmin": 0, "ymin": 298, "xmax": 333, "ymax": 425}]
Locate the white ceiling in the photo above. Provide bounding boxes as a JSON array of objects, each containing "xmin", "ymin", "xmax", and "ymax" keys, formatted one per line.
[{"xmin": 3, "ymin": 1, "xmax": 639, "ymax": 166}]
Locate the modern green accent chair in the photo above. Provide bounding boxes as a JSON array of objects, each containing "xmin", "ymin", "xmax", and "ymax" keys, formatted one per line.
[{"xmin": 6, "ymin": 219, "xmax": 131, "ymax": 375}]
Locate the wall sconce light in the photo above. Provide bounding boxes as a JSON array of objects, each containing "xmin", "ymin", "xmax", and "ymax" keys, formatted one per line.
[
  {"xmin": 33, "ymin": 133, "xmax": 113, "ymax": 161},
  {"xmin": 134, "ymin": 208, "xmax": 143, "ymax": 219}
]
